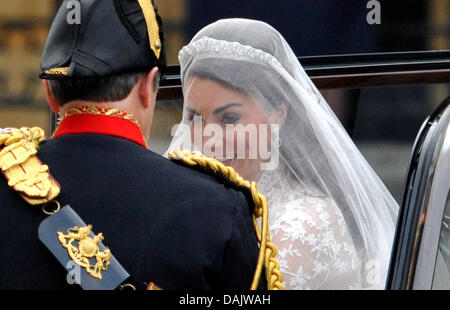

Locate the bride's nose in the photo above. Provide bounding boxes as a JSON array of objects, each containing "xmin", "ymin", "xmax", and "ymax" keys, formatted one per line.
[
  {"xmin": 203, "ymin": 134, "xmax": 222, "ymax": 153},
  {"xmin": 189, "ymin": 116, "xmax": 205, "ymax": 141}
]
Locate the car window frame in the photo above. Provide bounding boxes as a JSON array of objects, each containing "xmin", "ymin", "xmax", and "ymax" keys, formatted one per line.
[
  {"xmin": 414, "ymin": 103, "xmax": 450, "ymax": 289},
  {"xmin": 386, "ymin": 97, "xmax": 450, "ymax": 289}
]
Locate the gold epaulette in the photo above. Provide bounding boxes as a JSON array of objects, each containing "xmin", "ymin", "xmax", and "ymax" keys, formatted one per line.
[
  {"xmin": 0, "ymin": 127, "xmax": 60, "ymax": 205},
  {"xmin": 168, "ymin": 149, "xmax": 285, "ymax": 290}
]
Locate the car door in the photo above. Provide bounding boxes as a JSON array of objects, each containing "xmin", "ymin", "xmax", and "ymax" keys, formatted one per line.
[{"xmin": 387, "ymin": 97, "xmax": 450, "ymax": 289}]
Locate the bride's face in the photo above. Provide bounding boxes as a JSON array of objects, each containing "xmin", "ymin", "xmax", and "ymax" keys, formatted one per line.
[{"xmin": 183, "ymin": 77, "xmax": 280, "ymax": 181}]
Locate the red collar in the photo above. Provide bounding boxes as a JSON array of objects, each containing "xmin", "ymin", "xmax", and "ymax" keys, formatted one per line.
[{"xmin": 53, "ymin": 109, "xmax": 148, "ymax": 149}]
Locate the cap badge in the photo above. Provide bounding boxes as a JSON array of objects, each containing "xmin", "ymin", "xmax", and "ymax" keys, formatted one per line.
[{"xmin": 57, "ymin": 225, "xmax": 111, "ymax": 280}]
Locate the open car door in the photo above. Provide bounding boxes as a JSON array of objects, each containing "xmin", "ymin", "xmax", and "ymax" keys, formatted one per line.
[{"xmin": 387, "ymin": 96, "xmax": 450, "ymax": 289}]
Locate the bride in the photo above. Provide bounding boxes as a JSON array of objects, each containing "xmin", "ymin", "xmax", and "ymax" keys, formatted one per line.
[{"xmin": 166, "ymin": 18, "xmax": 399, "ymax": 289}]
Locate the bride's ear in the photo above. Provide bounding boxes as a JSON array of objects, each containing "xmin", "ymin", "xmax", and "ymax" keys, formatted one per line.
[
  {"xmin": 271, "ymin": 102, "xmax": 288, "ymax": 126},
  {"xmin": 139, "ymin": 67, "xmax": 159, "ymax": 109}
]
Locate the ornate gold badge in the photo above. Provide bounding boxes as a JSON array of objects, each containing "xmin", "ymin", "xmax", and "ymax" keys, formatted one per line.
[{"xmin": 57, "ymin": 225, "xmax": 111, "ymax": 280}]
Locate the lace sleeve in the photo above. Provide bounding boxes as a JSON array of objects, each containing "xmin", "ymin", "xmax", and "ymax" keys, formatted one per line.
[{"xmin": 270, "ymin": 195, "xmax": 363, "ymax": 290}]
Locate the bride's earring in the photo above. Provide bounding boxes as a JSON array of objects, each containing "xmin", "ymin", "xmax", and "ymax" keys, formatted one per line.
[
  {"xmin": 56, "ymin": 112, "xmax": 63, "ymax": 126},
  {"xmin": 271, "ymin": 125, "xmax": 281, "ymax": 151},
  {"xmin": 260, "ymin": 125, "xmax": 281, "ymax": 171}
]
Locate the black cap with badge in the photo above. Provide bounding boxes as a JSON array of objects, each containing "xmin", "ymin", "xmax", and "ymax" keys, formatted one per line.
[{"xmin": 40, "ymin": 0, "xmax": 166, "ymax": 80}]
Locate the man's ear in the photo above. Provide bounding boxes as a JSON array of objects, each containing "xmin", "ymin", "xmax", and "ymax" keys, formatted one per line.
[
  {"xmin": 139, "ymin": 67, "xmax": 159, "ymax": 109},
  {"xmin": 42, "ymin": 80, "xmax": 60, "ymax": 113}
]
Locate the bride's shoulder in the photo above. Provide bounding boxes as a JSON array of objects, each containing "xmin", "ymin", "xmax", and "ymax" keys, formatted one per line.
[
  {"xmin": 259, "ymin": 166, "xmax": 346, "ymax": 227},
  {"xmin": 273, "ymin": 190, "xmax": 347, "ymax": 232},
  {"xmin": 283, "ymin": 184, "xmax": 340, "ymax": 213}
]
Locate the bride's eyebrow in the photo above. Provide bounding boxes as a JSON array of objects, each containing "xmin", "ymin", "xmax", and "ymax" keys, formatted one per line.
[{"xmin": 213, "ymin": 103, "xmax": 242, "ymax": 115}]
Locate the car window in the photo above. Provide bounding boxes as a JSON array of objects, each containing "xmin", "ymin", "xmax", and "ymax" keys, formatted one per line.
[
  {"xmin": 152, "ymin": 84, "xmax": 449, "ymax": 204},
  {"xmin": 432, "ymin": 191, "xmax": 450, "ymax": 290}
]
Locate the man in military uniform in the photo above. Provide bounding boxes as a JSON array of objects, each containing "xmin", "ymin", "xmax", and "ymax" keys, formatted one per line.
[{"xmin": 0, "ymin": 0, "xmax": 266, "ymax": 290}]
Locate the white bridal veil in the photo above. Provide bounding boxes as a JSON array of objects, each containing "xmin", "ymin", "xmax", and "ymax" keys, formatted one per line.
[{"xmin": 166, "ymin": 19, "xmax": 399, "ymax": 289}]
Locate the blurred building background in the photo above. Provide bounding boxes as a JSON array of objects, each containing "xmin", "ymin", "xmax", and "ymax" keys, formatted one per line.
[{"xmin": 0, "ymin": 0, "xmax": 449, "ymax": 202}]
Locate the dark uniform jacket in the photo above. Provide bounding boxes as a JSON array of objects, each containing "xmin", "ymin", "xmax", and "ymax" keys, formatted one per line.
[{"xmin": 0, "ymin": 133, "xmax": 263, "ymax": 290}]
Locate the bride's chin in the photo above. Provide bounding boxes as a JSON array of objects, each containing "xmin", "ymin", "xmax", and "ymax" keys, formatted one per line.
[
  {"xmin": 217, "ymin": 155, "xmax": 236, "ymax": 167},
  {"xmin": 219, "ymin": 158, "xmax": 238, "ymax": 170},
  {"xmin": 215, "ymin": 158, "xmax": 260, "ymax": 181},
  {"xmin": 221, "ymin": 159, "xmax": 233, "ymax": 166},
  {"xmin": 232, "ymin": 160, "xmax": 261, "ymax": 181}
]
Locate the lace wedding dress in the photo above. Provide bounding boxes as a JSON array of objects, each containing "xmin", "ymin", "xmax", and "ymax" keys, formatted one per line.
[{"xmin": 258, "ymin": 162, "xmax": 363, "ymax": 290}]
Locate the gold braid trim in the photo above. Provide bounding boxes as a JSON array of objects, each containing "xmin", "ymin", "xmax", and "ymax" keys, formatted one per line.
[
  {"xmin": 137, "ymin": 0, "xmax": 162, "ymax": 59},
  {"xmin": 44, "ymin": 67, "xmax": 69, "ymax": 76},
  {"xmin": 62, "ymin": 106, "xmax": 140, "ymax": 126},
  {"xmin": 168, "ymin": 149, "xmax": 285, "ymax": 290},
  {"xmin": 0, "ymin": 127, "xmax": 60, "ymax": 205}
]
